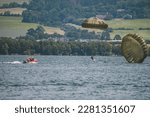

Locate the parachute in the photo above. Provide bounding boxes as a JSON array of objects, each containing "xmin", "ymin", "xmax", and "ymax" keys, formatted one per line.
[
  {"xmin": 82, "ymin": 17, "xmax": 148, "ymax": 63},
  {"xmin": 121, "ymin": 34, "xmax": 148, "ymax": 63},
  {"xmin": 82, "ymin": 17, "xmax": 108, "ymax": 29}
]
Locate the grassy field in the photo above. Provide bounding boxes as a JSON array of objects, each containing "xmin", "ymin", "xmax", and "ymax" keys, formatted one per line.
[
  {"xmin": 0, "ymin": 8, "xmax": 26, "ymax": 15},
  {"xmin": 0, "ymin": 16, "xmax": 150, "ymax": 40},
  {"xmin": 0, "ymin": 16, "xmax": 64, "ymax": 38},
  {"xmin": 106, "ymin": 19, "xmax": 150, "ymax": 40},
  {"xmin": 69, "ymin": 19, "xmax": 150, "ymax": 40}
]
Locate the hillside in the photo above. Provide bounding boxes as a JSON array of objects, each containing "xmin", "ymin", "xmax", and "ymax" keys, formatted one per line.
[
  {"xmin": 68, "ymin": 19, "xmax": 150, "ymax": 40},
  {"xmin": 0, "ymin": 16, "xmax": 64, "ymax": 38},
  {"xmin": 22, "ymin": 0, "xmax": 150, "ymax": 26},
  {"xmin": 0, "ymin": 0, "xmax": 150, "ymax": 40},
  {"xmin": 1, "ymin": 16, "xmax": 150, "ymax": 40},
  {"xmin": 107, "ymin": 19, "xmax": 150, "ymax": 40}
]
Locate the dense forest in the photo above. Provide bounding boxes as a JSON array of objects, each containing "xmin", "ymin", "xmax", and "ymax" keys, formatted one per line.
[
  {"xmin": 22, "ymin": 0, "xmax": 150, "ymax": 26},
  {"xmin": 1, "ymin": 37, "xmax": 149, "ymax": 56},
  {"xmin": 0, "ymin": 37, "xmax": 122, "ymax": 56}
]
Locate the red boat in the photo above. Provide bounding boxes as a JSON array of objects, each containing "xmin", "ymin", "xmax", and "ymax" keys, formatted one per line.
[{"xmin": 23, "ymin": 57, "xmax": 38, "ymax": 64}]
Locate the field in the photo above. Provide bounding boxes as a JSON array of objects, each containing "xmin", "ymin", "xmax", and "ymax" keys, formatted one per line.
[
  {"xmin": 106, "ymin": 19, "xmax": 150, "ymax": 40},
  {"xmin": 0, "ymin": 16, "xmax": 150, "ymax": 40},
  {"xmin": 0, "ymin": 16, "xmax": 64, "ymax": 38},
  {"xmin": 0, "ymin": 8, "xmax": 26, "ymax": 15},
  {"xmin": 69, "ymin": 19, "xmax": 150, "ymax": 40}
]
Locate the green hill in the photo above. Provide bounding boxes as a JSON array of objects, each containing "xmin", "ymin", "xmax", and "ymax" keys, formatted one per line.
[
  {"xmin": 68, "ymin": 19, "xmax": 150, "ymax": 40},
  {"xmin": 0, "ymin": 16, "xmax": 150, "ymax": 40},
  {"xmin": 107, "ymin": 19, "xmax": 150, "ymax": 40},
  {"xmin": 22, "ymin": 0, "xmax": 150, "ymax": 26},
  {"xmin": 0, "ymin": 16, "xmax": 64, "ymax": 38}
]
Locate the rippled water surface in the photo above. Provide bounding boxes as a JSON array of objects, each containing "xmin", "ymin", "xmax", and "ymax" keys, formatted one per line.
[{"xmin": 0, "ymin": 55, "xmax": 150, "ymax": 100}]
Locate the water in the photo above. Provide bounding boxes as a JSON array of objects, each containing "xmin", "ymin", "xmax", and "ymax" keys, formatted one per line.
[{"xmin": 0, "ymin": 55, "xmax": 150, "ymax": 100}]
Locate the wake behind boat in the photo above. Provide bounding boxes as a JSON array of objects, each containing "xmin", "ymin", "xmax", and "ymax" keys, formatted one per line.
[
  {"xmin": 2, "ymin": 61, "xmax": 22, "ymax": 64},
  {"xmin": 1, "ymin": 57, "xmax": 38, "ymax": 64}
]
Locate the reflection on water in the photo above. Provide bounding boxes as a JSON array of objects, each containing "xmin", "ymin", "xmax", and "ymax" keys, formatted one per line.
[{"xmin": 0, "ymin": 55, "xmax": 150, "ymax": 100}]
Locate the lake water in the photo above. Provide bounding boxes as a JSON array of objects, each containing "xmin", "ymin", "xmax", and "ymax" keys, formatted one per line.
[{"xmin": 0, "ymin": 55, "xmax": 150, "ymax": 100}]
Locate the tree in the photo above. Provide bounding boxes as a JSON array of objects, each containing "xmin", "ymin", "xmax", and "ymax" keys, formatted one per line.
[
  {"xmin": 4, "ymin": 11, "xmax": 11, "ymax": 16},
  {"xmin": 26, "ymin": 26, "xmax": 46, "ymax": 39},
  {"xmin": 114, "ymin": 35, "xmax": 121, "ymax": 40},
  {"xmin": 123, "ymin": 14, "xmax": 132, "ymax": 19},
  {"xmin": 22, "ymin": 0, "xmax": 150, "ymax": 27},
  {"xmin": 101, "ymin": 31, "xmax": 111, "ymax": 40},
  {"xmin": 22, "ymin": 2, "xmax": 28, "ymax": 8},
  {"xmin": 2, "ymin": 43, "xmax": 9, "ymax": 55},
  {"xmin": 36, "ymin": 26, "xmax": 45, "ymax": 34}
]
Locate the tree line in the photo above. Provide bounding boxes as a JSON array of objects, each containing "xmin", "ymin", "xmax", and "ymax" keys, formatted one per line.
[
  {"xmin": 0, "ymin": 2, "xmax": 28, "ymax": 8},
  {"xmin": 22, "ymin": 25, "xmax": 113, "ymax": 41},
  {"xmin": 0, "ymin": 37, "xmax": 122, "ymax": 56},
  {"xmin": 0, "ymin": 2, "xmax": 28, "ymax": 17}
]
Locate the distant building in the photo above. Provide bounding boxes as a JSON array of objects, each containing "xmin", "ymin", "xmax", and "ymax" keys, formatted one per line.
[
  {"xmin": 96, "ymin": 15, "xmax": 107, "ymax": 19},
  {"xmin": 96, "ymin": 13, "xmax": 113, "ymax": 20},
  {"xmin": 123, "ymin": 14, "xmax": 133, "ymax": 19},
  {"xmin": 117, "ymin": 9, "xmax": 125, "ymax": 12}
]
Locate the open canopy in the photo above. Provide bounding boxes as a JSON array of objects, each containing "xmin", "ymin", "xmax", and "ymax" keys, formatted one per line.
[
  {"xmin": 121, "ymin": 34, "xmax": 148, "ymax": 63},
  {"xmin": 82, "ymin": 17, "xmax": 108, "ymax": 29}
]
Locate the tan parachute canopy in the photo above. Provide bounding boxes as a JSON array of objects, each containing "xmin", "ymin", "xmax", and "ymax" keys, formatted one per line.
[
  {"xmin": 82, "ymin": 17, "xmax": 108, "ymax": 29},
  {"xmin": 121, "ymin": 34, "xmax": 148, "ymax": 63}
]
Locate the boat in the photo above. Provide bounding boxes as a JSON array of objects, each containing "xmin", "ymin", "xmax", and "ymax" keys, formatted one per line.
[{"xmin": 23, "ymin": 57, "xmax": 38, "ymax": 64}]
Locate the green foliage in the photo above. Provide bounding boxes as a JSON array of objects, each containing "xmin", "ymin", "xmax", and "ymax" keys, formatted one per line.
[
  {"xmin": 25, "ymin": 24, "xmax": 101, "ymax": 40},
  {"xmin": 101, "ymin": 31, "xmax": 111, "ymax": 40},
  {"xmin": 0, "ymin": 11, "xmax": 21, "ymax": 16},
  {"xmin": 0, "ymin": 2, "xmax": 28, "ymax": 8},
  {"xmin": 1, "ymin": 16, "xmax": 150, "ymax": 40},
  {"xmin": 113, "ymin": 35, "xmax": 121, "ymax": 40},
  {"xmin": 63, "ymin": 25, "xmax": 99, "ymax": 40},
  {"xmin": 26, "ymin": 26, "xmax": 49, "ymax": 39},
  {"xmin": 22, "ymin": 0, "xmax": 150, "ymax": 26},
  {"xmin": 49, "ymin": 33, "xmax": 63, "ymax": 38},
  {"xmin": 3, "ymin": 11, "xmax": 11, "ymax": 16},
  {"xmin": 2, "ymin": 43, "xmax": 9, "ymax": 54},
  {"xmin": 0, "ymin": 37, "xmax": 120, "ymax": 56},
  {"xmin": 112, "ymin": 45, "xmax": 122, "ymax": 55}
]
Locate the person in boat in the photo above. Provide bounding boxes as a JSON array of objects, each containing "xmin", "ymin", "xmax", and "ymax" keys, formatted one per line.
[
  {"xmin": 23, "ymin": 60, "xmax": 27, "ymax": 64},
  {"xmin": 23, "ymin": 57, "xmax": 37, "ymax": 63},
  {"xmin": 29, "ymin": 57, "xmax": 34, "ymax": 61}
]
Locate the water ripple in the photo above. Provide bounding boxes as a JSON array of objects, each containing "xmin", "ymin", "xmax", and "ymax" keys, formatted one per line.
[{"xmin": 0, "ymin": 55, "xmax": 150, "ymax": 100}]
